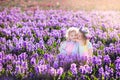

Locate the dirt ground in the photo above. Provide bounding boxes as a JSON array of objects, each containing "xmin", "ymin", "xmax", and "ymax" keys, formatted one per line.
[{"xmin": 0, "ymin": 0, "xmax": 120, "ymax": 11}]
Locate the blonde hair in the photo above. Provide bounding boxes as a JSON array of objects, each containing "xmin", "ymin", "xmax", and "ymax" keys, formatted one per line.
[{"xmin": 65, "ymin": 27, "xmax": 78, "ymax": 39}]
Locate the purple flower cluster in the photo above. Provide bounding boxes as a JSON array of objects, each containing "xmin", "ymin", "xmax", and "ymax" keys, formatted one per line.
[{"xmin": 0, "ymin": 8, "xmax": 120, "ymax": 79}]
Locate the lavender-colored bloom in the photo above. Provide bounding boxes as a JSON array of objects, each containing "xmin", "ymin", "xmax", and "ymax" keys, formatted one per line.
[
  {"xmin": 0, "ymin": 9, "xmax": 120, "ymax": 79},
  {"xmin": 38, "ymin": 59, "xmax": 45, "ymax": 65},
  {"xmin": 6, "ymin": 64, "xmax": 13, "ymax": 71},
  {"xmin": 92, "ymin": 56, "xmax": 102, "ymax": 66},
  {"xmin": 98, "ymin": 67, "xmax": 104, "ymax": 76},
  {"xmin": 56, "ymin": 67, "xmax": 64, "ymax": 76},
  {"xmin": 21, "ymin": 61, "xmax": 28, "ymax": 70},
  {"xmin": 0, "ymin": 63, "xmax": 3, "ymax": 72},
  {"xmin": 70, "ymin": 63, "xmax": 77, "ymax": 75},
  {"xmin": 116, "ymin": 72, "xmax": 120, "ymax": 79},
  {"xmin": 34, "ymin": 64, "xmax": 47, "ymax": 74},
  {"xmin": 103, "ymin": 55, "xmax": 111, "ymax": 64},
  {"xmin": 43, "ymin": 54, "xmax": 50, "ymax": 60},
  {"xmin": 104, "ymin": 65, "xmax": 113, "ymax": 78},
  {"xmin": 79, "ymin": 66, "xmax": 86, "ymax": 74},
  {"xmin": 31, "ymin": 53, "xmax": 39, "ymax": 59},
  {"xmin": 15, "ymin": 65, "xmax": 22, "ymax": 74},
  {"xmin": 47, "ymin": 38, "xmax": 55, "ymax": 46},
  {"xmin": 115, "ymin": 57, "xmax": 120, "ymax": 71},
  {"xmin": 49, "ymin": 67, "xmax": 57, "ymax": 76},
  {"xmin": 18, "ymin": 52, "xmax": 28, "ymax": 60},
  {"xmin": 53, "ymin": 60, "xmax": 59, "ymax": 69},
  {"xmin": 30, "ymin": 57, "xmax": 36, "ymax": 65},
  {"xmin": 84, "ymin": 65, "xmax": 92, "ymax": 74},
  {"xmin": 0, "ymin": 51, "xmax": 4, "ymax": 63}
]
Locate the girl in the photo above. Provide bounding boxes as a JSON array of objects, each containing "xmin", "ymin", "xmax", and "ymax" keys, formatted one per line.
[
  {"xmin": 59, "ymin": 27, "xmax": 79, "ymax": 55},
  {"xmin": 77, "ymin": 27, "xmax": 93, "ymax": 61}
]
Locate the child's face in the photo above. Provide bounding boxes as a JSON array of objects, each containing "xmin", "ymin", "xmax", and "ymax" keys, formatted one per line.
[
  {"xmin": 68, "ymin": 31, "xmax": 77, "ymax": 41},
  {"xmin": 78, "ymin": 32, "xmax": 83, "ymax": 40}
]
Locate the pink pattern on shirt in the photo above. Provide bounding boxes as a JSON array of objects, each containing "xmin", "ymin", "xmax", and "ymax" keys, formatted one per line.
[
  {"xmin": 83, "ymin": 52, "xmax": 89, "ymax": 58},
  {"xmin": 65, "ymin": 42, "xmax": 75, "ymax": 55}
]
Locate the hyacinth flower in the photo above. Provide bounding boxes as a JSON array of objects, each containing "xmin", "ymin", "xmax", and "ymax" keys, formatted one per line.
[
  {"xmin": 104, "ymin": 65, "xmax": 114, "ymax": 79},
  {"xmin": 0, "ymin": 8, "xmax": 120, "ymax": 79},
  {"xmin": 91, "ymin": 56, "xmax": 102, "ymax": 66},
  {"xmin": 98, "ymin": 67, "xmax": 104, "ymax": 79},
  {"xmin": 70, "ymin": 63, "xmax": 77, "ymax": 75},
  {"xmin": 115, "ymin": 57, "xmax": 120, "ymax": 79},
  {"xmin": 30, "ymin": 57, "xmax": 36, "ymax": 66},
  {"xmin": 103, "ymin": 55, "xmax": 111, "ymax": 65},
  {"xmin": 14, "ymin": 60, "xmax": 28, "ymax": 79},
  {"xmin": 56, "ymin": 67, "xmax": 64, "ymax": 76},
  {"xmin": 0, "ymin": 63, "xmax": 3, "ymax": 72}
]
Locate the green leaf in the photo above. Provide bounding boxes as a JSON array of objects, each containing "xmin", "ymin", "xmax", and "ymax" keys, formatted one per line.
[
  {"xmin": 43, "ymin": 36, "xmax": 49, "ymax": 42},
  {"xmin": 33, "ymin": 33, "xmax": 36, "ymax": 38},
  {"xmin": 67, "ymin": 71, "xmax": 73, "ymax": 77},
  {"xmin": 16, "ymin": 73, "xmax": 24, "ymax": 79},
  {"xmin": 29, "ymin": 68, "xmax": 33, "ymax": 72},
  {"xmin": 17, "ymin": 24, "xmax": 23, "ymax": 28},
  {"xmin": 61, "ymin": 72, "xmax": 66, "ymax": 80},
  {"xmin": 109, "ymin": 63, "xmax": 114, "ymax": 68},
  {"xmin": 37, "ymin": 48, "xmax": 45, "ymax": 55},
  {"xmin": 16, "ymin": 36, "xmax": 20, "ymax": 39},
  {"xmin": 102, "ymin": 39, "xmax": 106, "ymax": 44},
  {"xmin": 92, "ymin": 75, "xmax": 98, "ymax": 80},
  {"xmin": 0, "ymin": 23, "xmax": 4, "ymax": 28},
  {"xmin": 102, "ymin": 75, "xmax": 104, "ymax": 80},
  {"xmin": 112, "ymin": 38, "xmax": 116, "ymax": 43},
  {"xmin": 1, "ymin": 68, "xmax": 5, "ymax": 74},
  {"xmin": 85, "ymin": 75, "xmax": 91, "ymax": 80},
  {"xmin": 55, "ymin": 26, "xmax": 61, "ymax": 30},
  {"xmin": 53, "ymin": 42, "xmax": 57, "ymax": 47},
  {"xmin": 46, "ymin": 46, "xmax": 52, "ymax": 51},
  {"xmin": 99, "ymin": 45, "xmax": 104, "ymax": 50}
]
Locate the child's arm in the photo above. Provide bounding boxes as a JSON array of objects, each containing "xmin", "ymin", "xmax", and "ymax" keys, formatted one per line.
[
  {"xmin": 59, "ymin": 41, "xmax": 66, "ymax": 54},
  {"xmin": 88, "ymin": 42, "xmax": 93, "ymax": 57}
]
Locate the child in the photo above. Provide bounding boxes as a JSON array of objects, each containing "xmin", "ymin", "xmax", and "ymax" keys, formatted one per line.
[
  {"xmin": 59, "ymin": 27, "xmax": 79, "ymax": 55},
  {"xmin": 77, "ymin": 27, "xmax": 93, "ymax": 64}
]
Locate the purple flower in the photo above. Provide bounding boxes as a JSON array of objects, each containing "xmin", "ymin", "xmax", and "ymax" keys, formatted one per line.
[
  {"xmin": 56, "ymin": 67, "xmax": 64, "ymax": 76},
  {"xmin": 43, "ymin": 54, "xmax": 50, "ymax": 60},
  {"xmin": 5, "ymin": 54, "xmax": 13, "ymax": 62},
  {"xmin": 98, "ymin": 67, "xmax": 104, "ymax": 76},
  {"xmin": 104, "ymin": 65, "xmax": 113, "ymax": 78},
  {"xmin": 92, "ymin": 56, "xmax": 102, "ymax": 66},
  {"xmin": 115, "ymin": 57, "xmax": 120, "ymax": 71},
  {"xmin": 116, "ymin": 72, "xmax": 120, "ymax": 79},
  {"xmin": 30, "ymin": 57, "xmax": 36, "ymax": 65},
  {"xmin": 18, "ymin": 52, "xmax": 28, "ymax": 60},
  {"xmin": 84, "ymin": 65, "xmax": 92, "ymax": 74},
  {"xmin": 70, "ymin": 63, "xmax": 77, "ymax": 75},
  {"xmin": 49, "ymin": 67, "xmax": 56, "ymax": 76},
  {"xmin": 53, "ymin": 61, "xmax": 59, "ymax": 69},
  {"xmin": 79, "ymin": 65, "xmax": 86, "ymax": 74},
  {"xmin": 31, "ymin": 53, "xmax": 39, "ymax": 59},
  {"xmin": 38, "ymin": 59, "xmax": 45, "ymax": 65},
  {"xmin": 35, "ymin": 64, "xmax": 47, "ymax": 74},
  {"xmin": 0, "ymin": 63, "xmax": 3, "ymax": 72},
  {"xmin": 103, "ymin": 55, "xmax": 111, "ymax": 64},
  {"xmin": 0, "ymin": 51, "xmax": 4, "ymax": 63},
  {"xmin": 6, "ymin": 64, "xmax": 13, "ymax": 71},
  {"xmin": 47, "ymin": 38, "xmax": 55, "ymax": 46}
]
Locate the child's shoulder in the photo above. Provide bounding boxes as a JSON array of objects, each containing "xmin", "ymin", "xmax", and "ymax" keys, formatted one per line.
[
  {"xmin": 60, "ymin": 41, "xmax": 67, "ymax": 44},
  {"xmin": 87, "ymin": 41, "xmax": 93, "ymax": 48},
  {"xmin": 88, "ymin": 41, "xmax": 92, "ymax": 44}
]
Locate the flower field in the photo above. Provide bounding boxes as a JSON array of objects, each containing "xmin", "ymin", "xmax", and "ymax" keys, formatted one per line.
[{"xmin": 0, "ymin": 8, "xmax": 120, "ymax": 80}]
